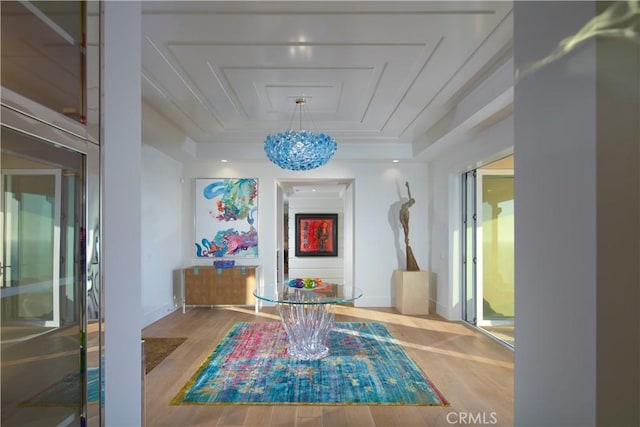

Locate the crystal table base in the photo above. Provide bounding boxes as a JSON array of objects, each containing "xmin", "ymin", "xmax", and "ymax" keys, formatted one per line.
[{"xmin": 277, "ymin": 302, "xmax": 335, "ymax": 360}]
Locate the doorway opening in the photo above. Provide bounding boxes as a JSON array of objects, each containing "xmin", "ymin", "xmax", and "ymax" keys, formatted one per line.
[
  {"xmin": 462, "ymin": 155, "xmax": 514, "ymax": 347},
  {"xmin": 276, "ymin": 179, "xmax": 354, "ymax": 291}
]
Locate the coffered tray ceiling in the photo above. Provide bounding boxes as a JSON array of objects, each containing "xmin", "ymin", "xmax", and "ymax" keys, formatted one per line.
[{"xmin": 141, "ymin": 1, "xmax": 513, "ymax": 161}]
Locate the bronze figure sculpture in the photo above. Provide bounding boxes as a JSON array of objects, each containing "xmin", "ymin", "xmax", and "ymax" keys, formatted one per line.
[{"xmin": 400, "ymin": 181, "xmax": 420, "ymax": 271}]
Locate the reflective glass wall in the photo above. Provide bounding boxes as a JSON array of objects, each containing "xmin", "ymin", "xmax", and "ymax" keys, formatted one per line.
[
  {"xmin": 1, "ymin": 0, "xmax": 102, "ymax": 425},
  {"xmin": 1, "ymin": 1, "xmax": 85, "ymax": 123},
  {"xmin": 1, "ymin": 128, "xmax": 86, "ymax": 425}
]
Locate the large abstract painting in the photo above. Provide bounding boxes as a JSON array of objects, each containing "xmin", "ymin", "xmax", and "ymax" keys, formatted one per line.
[{"xmin": 195, "ymin": 178, "xmax": 258, "ymax": 258}]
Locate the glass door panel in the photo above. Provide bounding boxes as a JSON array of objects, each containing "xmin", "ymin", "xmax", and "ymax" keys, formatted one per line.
[
  {"xmin": 2, "ymin": 171, "xmax": 61, "ymax": 326},
  {"xmin": 479, "ymin": 174, "xmax": 515, "ymax": 323},
  {"xmin": 461, "ymin": 155, "xmax": 515, "ymax": 348},
  {"xmin": 1, "ymin": 127, "xmax": 85, "ymax": 426}
]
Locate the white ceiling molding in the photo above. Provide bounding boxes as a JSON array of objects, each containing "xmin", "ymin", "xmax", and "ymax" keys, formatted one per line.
[{"xmin": 140, "ymin": 1, "xmax": 514, "ymax": 162}]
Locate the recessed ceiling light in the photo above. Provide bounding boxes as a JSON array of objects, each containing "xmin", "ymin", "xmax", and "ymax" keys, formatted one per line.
[
  {"xmin": 392, "ymin": 159, "xmax": 399, "ymax": 163},
  {"xmin": 221, "ymin": 159, "xmax": 228, "ymax": 163}
]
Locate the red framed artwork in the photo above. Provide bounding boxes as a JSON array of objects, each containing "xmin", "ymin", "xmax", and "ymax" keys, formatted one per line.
[{"xmin": 295, "ymin": 213, "xmax": 338, "ymax": 257}]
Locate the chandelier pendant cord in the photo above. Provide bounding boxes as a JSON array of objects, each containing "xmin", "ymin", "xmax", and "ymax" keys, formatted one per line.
[
  {"xmin": 302, "ymin": 102, "xmax": 318, "ymax": 133},
  {"xmin": 286, "ymin": 98, "xmax": 317, "ymax": 133},
  {"xmin": 287, "ymin": 102, "xmax": 298, "ymax": 131}
]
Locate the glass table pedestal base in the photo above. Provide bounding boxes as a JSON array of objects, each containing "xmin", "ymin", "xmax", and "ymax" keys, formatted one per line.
[
  {"xmin": 277, "ymin": 302, "xmax": 335, "ymax": 360},
  {"xmin": 254, "ymin": 282, "xmax": 362, "ymax": 361}
]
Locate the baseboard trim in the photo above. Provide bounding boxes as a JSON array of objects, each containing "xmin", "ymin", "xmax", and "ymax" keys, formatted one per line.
[{"xmin": 143, "ymin": 304, "xmax": 179, "ymax": 327}]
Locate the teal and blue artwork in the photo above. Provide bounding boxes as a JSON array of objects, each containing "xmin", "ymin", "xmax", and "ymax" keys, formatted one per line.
[{"xmin": 195, "ymin": 178, "xmax": 258, "ymax": 258}]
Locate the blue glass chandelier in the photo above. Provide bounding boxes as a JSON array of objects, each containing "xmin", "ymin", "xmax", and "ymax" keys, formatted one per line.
[{"xmin": 264, "ymin": 98, "xmax": 337, "ymax": 171}]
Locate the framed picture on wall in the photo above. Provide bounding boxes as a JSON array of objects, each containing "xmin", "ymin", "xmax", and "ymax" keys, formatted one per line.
[
  {"xmin": 194, "ymin": 178, "xmax": 258, "ymax": 258},
  {"xmin": 295, "ymin": 213, "xmax": 338, "ymax": 257}
]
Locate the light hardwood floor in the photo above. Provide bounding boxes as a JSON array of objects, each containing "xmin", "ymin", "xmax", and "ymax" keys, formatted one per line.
[{"xmin": 142, "ymin": 306, "xmax": 513, "ymax": 427}]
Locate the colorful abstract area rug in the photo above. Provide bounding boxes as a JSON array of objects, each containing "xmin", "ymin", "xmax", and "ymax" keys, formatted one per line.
[{"xmin": 171, "ymin": 322, "xmax": 449, "ymax": 406}]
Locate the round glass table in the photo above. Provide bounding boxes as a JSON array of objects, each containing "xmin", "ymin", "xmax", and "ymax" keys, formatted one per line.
[{"xmin": 254, "ymin": 281, "xmax": 363, "ymax": 360}]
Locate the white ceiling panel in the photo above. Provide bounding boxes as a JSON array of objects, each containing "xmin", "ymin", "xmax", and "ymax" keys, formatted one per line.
[
  {"xmin": 141, "ymin": 1, "xmax": 514, "ymax": 160},
  {"xmin": 264, "ymin": 84, "xmax": 344, "ymax": 114}
]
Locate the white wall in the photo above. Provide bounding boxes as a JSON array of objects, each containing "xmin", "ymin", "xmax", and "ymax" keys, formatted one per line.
[
  {"xmin": 514, "ymin": 2, "xmax": 598, "ymax": 425},
  {"xmin": 172, "ymin": 158, "xmax": 428, "ymax": 308},
  {"xmin": 144, "ymin": 102, "xmax": 524, "ymax": 315},
  {"xmin": 514, "ymin": 2, "xmax": 639, "ymax": 425},
  {"xmin": 350, "ymin": 164, "xmax": 428, "ymax": 306},
  {"xmin": 102, "ymin": 2, "xmax": 142, "ymax": 425},
  {"xmin": 141, "ymin": 144, "xmax": 183, "ymax": 326},
  {"xmin": 427, "ymin": 116, "xmax": 513, "ymax": 319}
]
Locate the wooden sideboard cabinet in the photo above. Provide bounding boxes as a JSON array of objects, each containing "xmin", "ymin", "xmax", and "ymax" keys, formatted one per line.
[{"xmin": 182, "ymin": 265, "xmax": 260, "ymax": 312}]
